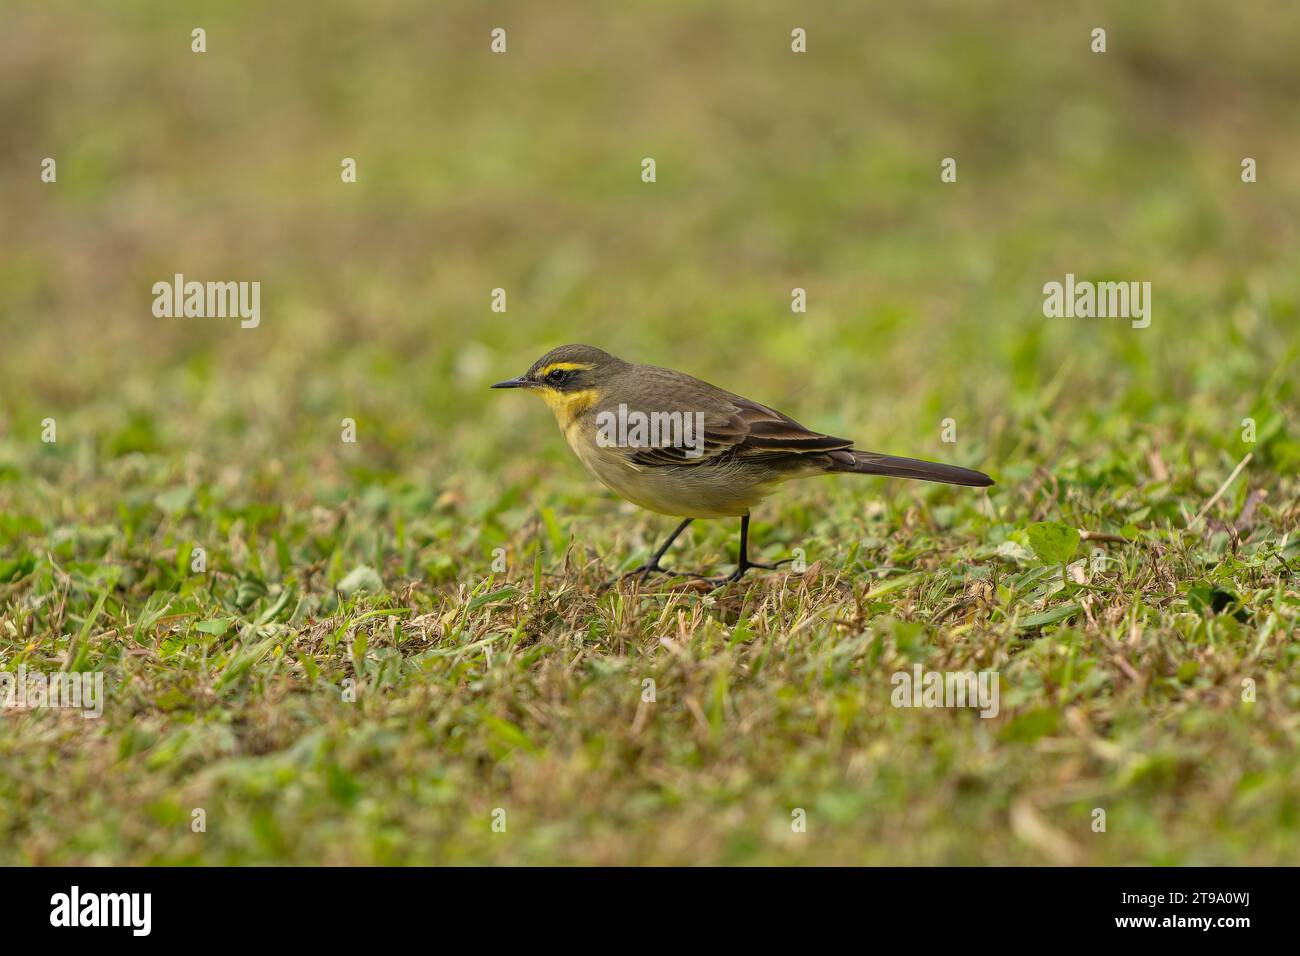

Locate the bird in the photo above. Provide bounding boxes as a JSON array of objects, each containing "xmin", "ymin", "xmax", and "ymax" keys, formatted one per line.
[{"xmin": 492, "ymin": 344, "xmax": 993, "ymax": 584}]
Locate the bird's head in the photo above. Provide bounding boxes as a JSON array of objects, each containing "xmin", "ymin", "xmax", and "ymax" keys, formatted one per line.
[{"xmin": 491, "ymin": 344, "xmax": 627, "ymax": 421}]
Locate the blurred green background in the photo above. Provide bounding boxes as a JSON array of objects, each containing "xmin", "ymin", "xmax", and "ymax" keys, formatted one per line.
[
  {"xmin": 4, "ymin": 0, "xmax": 1297, "ymax": 480},
  {"xmin": 1, "ymin": 1, "xmax": 1299, "ymax": 865}
]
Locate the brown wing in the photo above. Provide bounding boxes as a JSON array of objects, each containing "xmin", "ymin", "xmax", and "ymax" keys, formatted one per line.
[{"xmin": 628, "ymin": 393, "xmax": 852, "ymax": 467}]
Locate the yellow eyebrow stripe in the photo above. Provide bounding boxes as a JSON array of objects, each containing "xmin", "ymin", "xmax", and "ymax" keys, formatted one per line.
[{"xmin": 537, "ymin": 362, "xmax": 595, "ymax": 377}]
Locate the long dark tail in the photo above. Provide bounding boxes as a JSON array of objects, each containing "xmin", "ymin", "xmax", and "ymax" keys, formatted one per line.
[{"xmin": 831, "ymin": 450, "xmax": 994, "ymax": 487}]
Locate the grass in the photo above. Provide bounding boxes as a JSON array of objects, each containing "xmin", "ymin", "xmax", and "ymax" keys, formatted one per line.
[{"xmin": 1, "ymin": 0, "xmax": 1299, "ymax": 864}]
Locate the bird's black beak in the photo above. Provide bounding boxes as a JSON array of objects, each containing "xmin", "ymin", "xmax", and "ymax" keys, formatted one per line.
[{"xmin": 491, "ymin": 376, "xmax": 530, "ymax": 389}]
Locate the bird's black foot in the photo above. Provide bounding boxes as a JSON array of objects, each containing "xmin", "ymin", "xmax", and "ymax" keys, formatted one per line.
[
  {"xmin": 599, "ymin": 518, "xmax": 698, "ymax": 591},
  {"xmin": 600, "ymin": 562, "xmax": 709, "ymax": 590},
  {"xmin": 713, "ymin": 556, "xmax": 795, "ymax": 586},
  {"xmin": 599, "ymin": 563, "xmax": 658, "ymax": 590},
  {"xmin": 748, "ymin": 557, "xmax": 795, "ymax": 571},
  {"xmin": 623, "ymin": 562, "xmax": 673, "ymax": 583}
]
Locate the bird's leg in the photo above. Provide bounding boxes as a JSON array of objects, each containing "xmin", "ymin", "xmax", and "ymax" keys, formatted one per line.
[
  {"xmin": 723, "ymin": 514, "xmax": 794, "ymax": 583},
  {"xmin": 611, "ymin": 518, "xmax": 698, "ymax": 584}
]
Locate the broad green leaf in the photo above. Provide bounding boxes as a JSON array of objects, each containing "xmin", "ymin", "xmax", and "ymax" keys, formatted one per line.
[{"xmin": 1026, "ymin": 521, "xmax": 1080, "ymax": 565}]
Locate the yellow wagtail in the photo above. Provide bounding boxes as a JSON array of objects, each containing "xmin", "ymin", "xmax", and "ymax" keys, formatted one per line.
[{"xmin": 493, "ymin": 344, "xmax": 994, "ymax": 583}]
